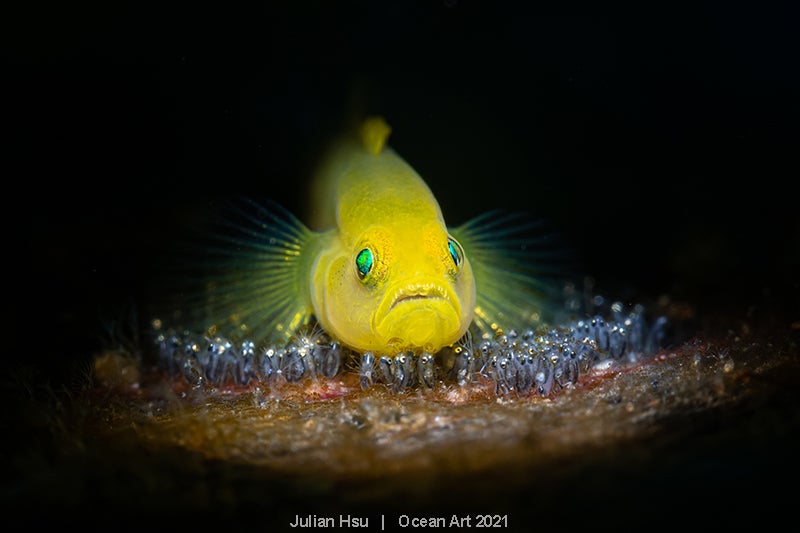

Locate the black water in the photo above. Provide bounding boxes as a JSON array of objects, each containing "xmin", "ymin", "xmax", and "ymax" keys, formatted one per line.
[{"xmin": 6, "ymin": 2, "xmax": 799, "ymax": 530}]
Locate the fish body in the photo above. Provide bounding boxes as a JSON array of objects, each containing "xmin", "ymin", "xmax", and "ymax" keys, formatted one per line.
[
  {"xmin": 190, "ymin": 117, "xmax": 559, "ymax": 355},
  {"xmin": 307, "ymin": 118, "xmax": 476, "ymax": 353}
]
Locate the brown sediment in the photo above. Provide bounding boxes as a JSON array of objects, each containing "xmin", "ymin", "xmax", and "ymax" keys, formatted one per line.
[
  {"xmin": 6, "ymin": 318, "xmax": 798, "ymax": 531},
  {"xmin": 92, "ymin": 335, "xmax": 791, "ymax": 471},
  {"xmin": 79, "ymin": 328, "xmax": 798, "ymax": 505}
]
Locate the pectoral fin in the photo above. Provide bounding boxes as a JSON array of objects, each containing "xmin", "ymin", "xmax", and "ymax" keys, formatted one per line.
[
  {"xmin": 450, "ymin": 210, "xmax": 571, "ymax": 336},
  {"xmin": 170, "ymin": 198, "xmax": 318, "ymax": 345}
]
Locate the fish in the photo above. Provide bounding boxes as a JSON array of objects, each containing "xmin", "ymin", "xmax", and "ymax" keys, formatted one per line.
[{"xmin": 177, "ymin": 116, "xmax": 563, "ymax": 355}]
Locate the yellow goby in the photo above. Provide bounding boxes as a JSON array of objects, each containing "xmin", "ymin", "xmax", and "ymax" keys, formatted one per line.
[{"xmin": 190, "ymin": 117, "xmax": 558, "ymax": 355}]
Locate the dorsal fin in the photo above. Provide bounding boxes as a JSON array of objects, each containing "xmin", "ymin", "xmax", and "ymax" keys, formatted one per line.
[{"xmin": 359, "ymin": 116, "xmax": 392, "ymax": 155}]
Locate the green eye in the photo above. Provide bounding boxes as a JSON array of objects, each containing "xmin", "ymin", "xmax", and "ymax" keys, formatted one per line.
[
  {"xmin": 356, "ymin": 248, "xmax": 374, "ymax": 278},
  {"xmin": 448, "ymin": 238, "xmax": 463, "ymax": 267}
]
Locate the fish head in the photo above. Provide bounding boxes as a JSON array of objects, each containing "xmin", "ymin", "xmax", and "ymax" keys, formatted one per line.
[{"xmin": 317, "ymin": 220, "xmax": 475, "ymax": 354}]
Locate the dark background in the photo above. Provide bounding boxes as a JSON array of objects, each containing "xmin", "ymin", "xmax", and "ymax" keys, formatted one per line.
[
  {"xmin": 8, "ymin": 2, "xmax": 799, "ymax": 376},
  {"xmin": 4, "ymin": 2, "xmax": 800, "ymax": 530}
]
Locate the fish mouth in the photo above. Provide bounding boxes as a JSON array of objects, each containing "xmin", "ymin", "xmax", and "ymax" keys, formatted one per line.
[
  {"xmin": 387, "ymin": 284, "xmax": 449, "ymax": 312},
  {"xmin": 373, "ymin": 280, "xmax": 463, "ymax": 350}
]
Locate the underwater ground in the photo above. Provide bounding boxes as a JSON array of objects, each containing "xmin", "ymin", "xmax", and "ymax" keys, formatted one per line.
[{"xmin": 6, "ymin": 3, "xmax": 799, "ymax": 531}]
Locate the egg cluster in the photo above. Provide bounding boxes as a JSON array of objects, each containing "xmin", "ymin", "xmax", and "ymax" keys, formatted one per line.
[{"xmin": 153, "ymin": 302, "xmax": 667, "ymax": 396}]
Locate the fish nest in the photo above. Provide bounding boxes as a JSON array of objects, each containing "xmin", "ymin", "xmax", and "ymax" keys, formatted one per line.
[{"xmin": 5, "ymin": 297, "xmax": 799, "ymax": 531}]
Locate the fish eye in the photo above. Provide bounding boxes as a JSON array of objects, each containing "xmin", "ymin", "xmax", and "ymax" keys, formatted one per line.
[
  {"xmin": 448, "ymin": 237, "xmax": 463, "ymax": 268},
  {"xmin": 355, "ymin": 248, "xmax": 374, "ymax": 279}
]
